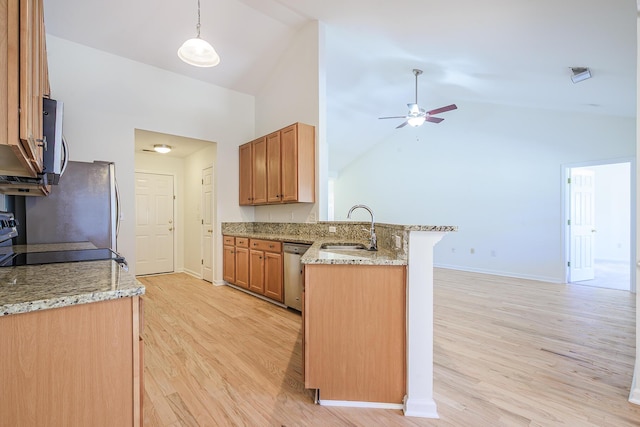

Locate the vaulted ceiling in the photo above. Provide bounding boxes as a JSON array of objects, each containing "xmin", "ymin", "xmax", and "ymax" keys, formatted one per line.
[{"xmin": 44, "ymin": 0, "xmax": 637, "ymax": 171}]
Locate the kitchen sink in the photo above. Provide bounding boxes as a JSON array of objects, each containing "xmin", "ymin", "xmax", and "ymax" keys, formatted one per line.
[{"xmin": 320, "ymin": 243, "xmax": 367, "ymax": 250}]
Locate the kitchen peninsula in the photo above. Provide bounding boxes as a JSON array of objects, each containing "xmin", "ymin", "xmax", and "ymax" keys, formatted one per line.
[
  {"xmin": 0, "ymin": 242, "xmax": 145, "ymax": 427},
  {"xmin": 222, "ymin": 221, "xmax": 456, "ymax": 418}
]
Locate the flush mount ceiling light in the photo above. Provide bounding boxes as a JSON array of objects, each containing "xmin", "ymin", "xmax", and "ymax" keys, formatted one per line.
[
  {"xmin": 177, "ymin": 0, "xmax": 220, "ymax": 67},
  {"xmin": 153, "ymin": 144, "xmax": 172, "ymax": 154},
  {"xmin": 570, "ymin": 67, "xmax": 592, "ymax": 83}
]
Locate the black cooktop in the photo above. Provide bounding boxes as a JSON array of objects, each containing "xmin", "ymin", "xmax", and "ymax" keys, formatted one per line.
[{"xmin": 0, "ymin": 248, "xmax": 124, "ymax": 267}]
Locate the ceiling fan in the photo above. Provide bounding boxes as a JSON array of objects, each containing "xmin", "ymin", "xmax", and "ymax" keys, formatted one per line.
[{"xmin": 379, "ymin": 69, "xmax": 457, "ymax": 129}]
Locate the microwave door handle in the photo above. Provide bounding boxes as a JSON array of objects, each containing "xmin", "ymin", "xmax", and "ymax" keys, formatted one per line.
[
  {"xmin": 115, "ymin": 177, "xmax": 121, "ymax": 243},
  {"xmin": 60, "ymin": 135, "xmax": 70, "ymax": 176}
]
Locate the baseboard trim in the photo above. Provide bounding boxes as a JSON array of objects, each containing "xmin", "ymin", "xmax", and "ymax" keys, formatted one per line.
[
  {"xmin": 629, "ymin": 372, "xmax": 640, "ymax": 405},
  {"xmin": 183, "ymin": 269, "xmax": 202, "ymax": 279},
  {"xmin": 403, "ymin": 396, "xmax": 439, "ymax": 418},
  {"xmin": 318, "ymin": 399, "xmax": 403, "ymax": 410},
  {"xmin": 434, "ymin": 264, "xmax": 563, "ymax": 284}
]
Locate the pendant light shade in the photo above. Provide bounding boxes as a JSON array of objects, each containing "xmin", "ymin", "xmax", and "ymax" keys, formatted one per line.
[
  {"xmin": 178, "ymin": 38, "xmax": 220, "ymax": 67},
  {"xmin": 178, "ymin": 0, "xmax": 220, "ymax": 67}
]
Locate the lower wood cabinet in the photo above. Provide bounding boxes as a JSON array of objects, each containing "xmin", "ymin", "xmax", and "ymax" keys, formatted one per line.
[
  {"xmin": 0, "ymin": 296, "xmax": 144, "ymax": 426},
  {"xmin": 223, "ymin": 241, "xmax": 236, "ymax": 283},
  {"xmin": 235, "ymin": 239, "xmax": 249, "ymax": 289},
  {"xmin": 304, "ymin": 264, "xmax": 406, "ymax": 404},
  {"xmin": 223, "ymin": 235, "xmax": 283, "ymax": 303}
]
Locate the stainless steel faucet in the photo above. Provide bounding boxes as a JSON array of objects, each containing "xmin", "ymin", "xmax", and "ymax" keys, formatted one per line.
[{"xmin": 347, "ymin": 204, "xmax": 377, "ymax": 251}]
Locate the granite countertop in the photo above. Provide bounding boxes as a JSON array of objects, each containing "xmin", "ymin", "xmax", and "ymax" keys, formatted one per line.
[
  {"xmin": 223, "ymin": 221, "xmax": 457, "ymax": 266},
  {"xmin": 0, "ymin": 243, "xmax": 145, "ymax": 317},
  {"xmin": 301, "ymin": 243, "xmax": 404, "ymax": 266},
  {"xmin": 223, "ymin": 232, "xmax": 405, "ymax": 266}
]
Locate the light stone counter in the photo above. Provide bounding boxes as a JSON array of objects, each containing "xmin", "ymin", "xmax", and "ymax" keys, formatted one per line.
[
  {"xmin": 222, "ymin": 221, "xmax": 457, "ymax": 266},
  {"xmin": 0, "ymin": 243, "xmax": 144, "ymax": 316}
]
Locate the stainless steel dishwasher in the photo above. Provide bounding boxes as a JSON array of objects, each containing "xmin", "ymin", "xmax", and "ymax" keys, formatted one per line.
[{"xmin": 283, "ymin": 242, "xmax": 310, "ymax": 311}]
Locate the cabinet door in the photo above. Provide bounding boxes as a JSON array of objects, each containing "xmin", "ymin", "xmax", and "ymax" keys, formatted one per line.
[
  {"xmin": 266, "ymin": 131, "xmax": 282, "ymax": 203},
  {"xmin": 280, "ymin": 124, "xmax": 298, "ymax": 202},
  {"xmin": 223, "ymin": 245, "xmax": 236, "ymax": 283},
  {"xmin": 19, "ymin": 0, "xmax": 43, "ymax": 173},
  {"xmin": 252, "ymin": 137, "xmax": 267, "ymax": 205},
  {"xmin": 249, "ymin": 249, "xmax": 265, "ymax": 294},
  {"xmin": 264, "ymin": 251, "xmax": 283, "ymax": 302},
  {"xmin": 235, "ymin": 246, "xmax": 249, "ymax": 289},
  {"xmin": 238, "ymin": 142, "xmax": 253, "ymax": 205}
]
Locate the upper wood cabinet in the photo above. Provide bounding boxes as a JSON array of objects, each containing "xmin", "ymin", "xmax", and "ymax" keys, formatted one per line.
[
  {"xmin": 0, "ymin": 0, "xmax": 50, "ymax": 195},
  {"xmin": 239, "ymin": 137, "xmax": 268, "ymax": 205},
  {"xmin": 239, "ymin": 142, "xmax": 252, "ymax": 205},
  {"xmin": 239, "ymin": 123, "xmax": 315, "ymax": 206}
]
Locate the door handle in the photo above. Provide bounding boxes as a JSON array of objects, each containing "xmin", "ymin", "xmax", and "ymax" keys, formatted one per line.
[{"xmin": 208, "ymin": 229, "xmax": 213, "ymax": 233}]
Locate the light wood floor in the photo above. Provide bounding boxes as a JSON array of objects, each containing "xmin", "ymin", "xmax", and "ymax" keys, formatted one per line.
[{"xmin": 139, "ymin": 269, "xmax": 640, "ymax": 426}]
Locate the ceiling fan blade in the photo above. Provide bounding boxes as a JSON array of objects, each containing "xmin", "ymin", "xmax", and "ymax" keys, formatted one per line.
[
  {"xmin": 395, "ymin": 121, "xmax": 409, "ymax": 129},
  {"xmin": 426, "ymin": 104, "xmax": 458, "ymax": 115},
  {"xmin": 425, "ymin": 116, "xmax": 444, "ymax": 124},
  {"xmin": 379, "ymin": 115, "xmax": 408, "ymax": 120}
]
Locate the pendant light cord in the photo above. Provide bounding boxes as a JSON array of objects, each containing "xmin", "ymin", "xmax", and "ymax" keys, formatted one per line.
[{"xmin": 196, "ymin": 0, "xmax": 201, "ymax": 38}]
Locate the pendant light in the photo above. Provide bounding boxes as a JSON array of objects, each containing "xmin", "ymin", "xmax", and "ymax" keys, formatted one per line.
[{"xmin": 178, "ymin": 0, "xmax": 220, "ymax": 67}]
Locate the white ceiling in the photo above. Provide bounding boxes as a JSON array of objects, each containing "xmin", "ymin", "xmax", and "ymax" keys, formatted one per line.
[{"xmin": 44, "ymin": 0, "xmax": 637, "ymax": 171}]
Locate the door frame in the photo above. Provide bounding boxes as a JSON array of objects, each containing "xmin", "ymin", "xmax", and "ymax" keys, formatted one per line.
[
  {"xmin": 562, "ymin": 157, "xmax": 636, "ymax": 292},
  {"xmin": 201, "ymin": 165, "xmax": 214, "ymax": 281},
  {"xmin": 134, "ymin": 170, "xmax": 178, "ymax": 275}
]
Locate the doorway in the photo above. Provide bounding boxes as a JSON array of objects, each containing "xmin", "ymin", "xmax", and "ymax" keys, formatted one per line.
[
  {"xmin": 135, "ymin": 172, "xmax": 175, "ymax": 275},
  {"xmin": 564, "ymin": 160, "xmax": 635, "ymax": 291},
  {"xmin": 202, "ymin": 166, "xmax": 213, "ymax": 282}
]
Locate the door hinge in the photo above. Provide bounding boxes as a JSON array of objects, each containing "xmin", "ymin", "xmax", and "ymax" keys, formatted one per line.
[
  {"xmin": 567, "ymin": 261, "xmax": 571, "ymax": 267},
  {"xmin": 201, "ymin": 219, "xmax": 204, "ymax": 224},
  {"xmin": 567, "ymin": 178, "xmax": 571, "ymax": 184},
  {"xmin": 202, "ymin": 179, "xmax": 204, "ymax": 185},
  {"xmin": 567, "ymin": 219, "xmax": 571, "ymax": 225},
  {"xmin": 201, "ymin": 259, "xmax": 204, "ymax": 265},
  {"xmin": 173, "ymin": 195, "xmax": 176, "ymax": 200}
]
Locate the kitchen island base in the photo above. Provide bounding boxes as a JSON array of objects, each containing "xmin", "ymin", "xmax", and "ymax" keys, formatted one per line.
[{"xmin": 304, "ymin": 264, "xmax": 406, "ymax": 405}]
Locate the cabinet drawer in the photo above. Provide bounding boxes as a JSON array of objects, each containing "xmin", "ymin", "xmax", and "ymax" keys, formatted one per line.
[
  {"xmin": 223, "ymin": 236, "xmax": 235, "ymax": 246},
  {"xmin": 249, "ymin": 239, "xmax": 282, "ymax": 253},
  {"xmin": 236, "ymin": 237, "xmax": 249, "ymax": 248}
]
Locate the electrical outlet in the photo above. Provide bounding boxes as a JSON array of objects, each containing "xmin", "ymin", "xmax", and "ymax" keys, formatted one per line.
[
  {"xmin": 329, "ymin": 226, "xmax": 337, "ymax": 233},
  {"xmin": 470, "ymin": 248, "xmax": 475, "ymax": 254},
  {"xmin": 394, "ymin": 235, "xmax": 401, "ymax": 248}
]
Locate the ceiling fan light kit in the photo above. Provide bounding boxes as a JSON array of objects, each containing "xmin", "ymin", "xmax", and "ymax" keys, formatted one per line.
[
  {"xmin": 379, "ymin": 68, "xmax": 457, "ymax": 129},
  {"xmin": 570, "ymin": 67, "xmax": 591, "ymax": 83},
  {"xmin": 178, "ymin": 0, "xmax": 220, "ymax": 67}
]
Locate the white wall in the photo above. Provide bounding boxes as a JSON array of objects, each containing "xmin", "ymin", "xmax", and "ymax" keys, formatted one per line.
[
  {"xmin": 334, "ymin": 101, "xmax": 635, "ymax": 283},
  {"xmin": 253, "ymin": 21, "xmax": 325, "ymax": 223},
  {"xmin": 46, "ymin": 36, "xmax": 255, "ymax": 278},
  {"xmin": 630, "ymin": 7, "xmax": 640, "ymax": 405}
]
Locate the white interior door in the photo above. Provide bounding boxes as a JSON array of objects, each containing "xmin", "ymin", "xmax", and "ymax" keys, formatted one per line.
[
  {"xmin": 202, "ymin": 167, "xmax": 213, "ymax": 282},
  {"xmin": 570, "ymin": 168, "xmax": 596, "ymax": 282},
  {"xmin": 135, "ymin": 172, "xmax": 175, "ymax": 276}
]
